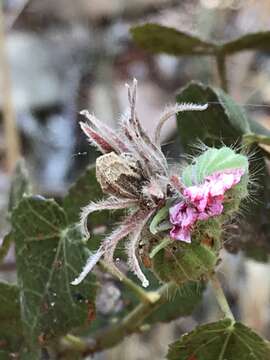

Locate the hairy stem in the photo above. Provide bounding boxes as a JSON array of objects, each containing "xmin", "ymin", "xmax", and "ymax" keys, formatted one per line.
[
  {"xmin": 216, "ymin": 54, "xmax": 228, "ymax": 92},
  {"xmin": 60, "ymin": 282, "xmax": 176, "ymax": 356},
  {"xmin": 210, "ymin": 273, "xmax": 235, "ymax": 321}
]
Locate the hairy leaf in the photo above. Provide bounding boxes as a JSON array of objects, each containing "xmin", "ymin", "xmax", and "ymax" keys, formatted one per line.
[
  {"xmin": 12, "ymin": 196, "xmax": 97, "ymax": 349},
  {"xmin": 63, "ymin": 165, "xmax": 102, "ymax": 224},
  {"xmin": 167, "ymin": 319, "xmax": 270, "ymax": 360},
  {"xmin": 131, "ymin": 24, "xmax": 216, "ymax": 56},
  {"xmin": 176, "ymin": 81, "xmax": 250, "ymax": 150},
  {"xmin": 0, "ymin": 282, "xmax": 23, "ymax": 354}
]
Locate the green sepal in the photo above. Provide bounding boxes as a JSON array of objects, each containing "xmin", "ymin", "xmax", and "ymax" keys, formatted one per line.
[{"xmin": 151, "ymin": 238, "xmax": 220, "ymax": 285}]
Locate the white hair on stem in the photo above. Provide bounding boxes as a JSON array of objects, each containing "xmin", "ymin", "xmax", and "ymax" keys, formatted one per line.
[
  {"xmin": 80, "ymin": 197, "xmax": 139, "ymax": 238},
  {"xmin": 154, "ymin": 103, "xmax": 208, "ymax": 146},
  {"xmin": 102, "ymin": 210, "xmax": 145, "ymax": 265},
  {"xmin": 73, "ymin": 205, "xmax": 140, "ymax": 286},
  {"xmin": 80, "ymin": 110, "xmax": 127, "ymax": 153},
  {"xmin": 126, "ymin": 211, "xmax": 154, "ymax": 288},
  {"xmin": 71, "ymin": 247, "xmax": 104, "ymax": 285},
  {"xmin": 125, "ymin": 78, "xmax": 137, "ymax": 121}
]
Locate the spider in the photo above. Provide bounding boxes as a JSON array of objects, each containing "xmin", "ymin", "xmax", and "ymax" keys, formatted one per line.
[{"xmin": 71, "ymin": 79, "xmax": 207, "ymax": 287}]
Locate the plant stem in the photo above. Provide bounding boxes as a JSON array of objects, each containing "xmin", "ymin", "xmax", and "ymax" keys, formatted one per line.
[
  {"xmin": 210, "ymin": 273, "xmax": 235, "ymax": 321},
  {"xmin": 60, "ymin": 281, "xmax": 176, "ymax": 357},
  {"xmin": 62, "ymin": 334, "xmax": 88, "ymax": 352},
  {"xmin": 243, "ymin": 133, "xmax": 270, "ymax": 146},
  {"xmin": 216, "ymin": 53, "xmax": 228, "ymax": 92},
  {"xmin": 99, "ymin": 260, "xmax": 160, "ymax": 304}
]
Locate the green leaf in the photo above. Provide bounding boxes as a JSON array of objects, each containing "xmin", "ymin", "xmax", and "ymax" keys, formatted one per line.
[
  {"xmin": 215, "ymin": 88, "xmax": 251, "ymax": 134},
  {"xmin": 0, "ymin": 282, "xmax": 23, "ymax": 354},
  {"xmin": 8, "ymin": 159, "xmax": 32, "ymax": 213},
  {"xmin": 176, "ymin": 81, "xmax": 250, "ymax": 150},
  {"xmin": 63, "ymin": 165, "xmax": 102, "ymax": 224},
  {"xmin": 222, "ymin": 31, "xmax": 270, "ymax": 55},
  {"xmin": 12, "ymin": 196, "xmax": 97, "ymax": 349},
  {"xmin": 131, "ymin": 24, "xmax": 270, "ymax": 57},
  {"xmin": 131, "ymin": 24, "xmax": 216, "ymax": 56},
  {"xmin": 167, "ymin": 319, "xmax": 270, "ymax": 360}
]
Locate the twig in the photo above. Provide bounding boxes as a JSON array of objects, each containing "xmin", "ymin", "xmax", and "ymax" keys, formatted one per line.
[
  {"xmin": 209, "ymin": 272, "xmax": 235, "ymax": 321},
  {"xmin": 216, "ymin": 53, "xmax": 228, "ymax": 92},
  {"xmin": 0, "ymin": 3, "xmax": 20, "ymax": 172},
  {"xmin": 60, "ymin": 281, "xmax": 176, "ymax": 357}
]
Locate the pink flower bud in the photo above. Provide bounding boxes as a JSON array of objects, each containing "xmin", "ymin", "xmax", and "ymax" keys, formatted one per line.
[{"xmin": 169, "ymin": 168, "xmax": 245, "ymax": 242}]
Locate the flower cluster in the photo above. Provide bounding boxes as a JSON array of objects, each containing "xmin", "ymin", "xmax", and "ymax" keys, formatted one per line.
[
  {"xmin": 72, "ymin": 79, "xmax": 207, "ymax": 287},
  {"xmin": 169, "ymin": 168, "xmax": 245, "ymax": 243},
  {"xmin": 71, "ymin": 79, "xmax": 248, "ymax": 288}
]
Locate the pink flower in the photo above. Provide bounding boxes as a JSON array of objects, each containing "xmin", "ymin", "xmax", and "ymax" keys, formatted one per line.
[
  {"xmin": 170, "ymin": 202, "xmax": 197, "ymax": 242},
  {"xmin": 169, "ymin": 168, "xmax": 245, "ymax": 242}
]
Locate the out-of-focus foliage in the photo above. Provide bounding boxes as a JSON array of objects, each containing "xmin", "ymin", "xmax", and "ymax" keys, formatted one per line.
[
  {"xmin": 131, "ymin": 24, "xmax": 216, "ymax": 56},
  {"xmin": 131, "ymin": 23, "xmax": 270, "ymax": 56}
]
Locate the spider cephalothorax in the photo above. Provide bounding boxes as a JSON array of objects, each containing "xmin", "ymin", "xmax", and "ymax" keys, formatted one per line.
[{"xmin": 71, "ymin": 79, "xmax": 207, "ymax": 287}]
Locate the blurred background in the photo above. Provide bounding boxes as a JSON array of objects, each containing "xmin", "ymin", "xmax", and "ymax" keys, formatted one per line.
[{"xmin": 1, "ymin": 0, "xmax": 270, "ymax": 359}]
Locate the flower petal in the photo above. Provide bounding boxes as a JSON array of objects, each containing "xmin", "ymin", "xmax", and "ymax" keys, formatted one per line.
[
  {"xmin": 169, "ymin": 168, "xmax": 245, "ymax": 242},
  {"xmin": 170, "ymin": 225, "xmax": 192, "ymax": 243}
]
